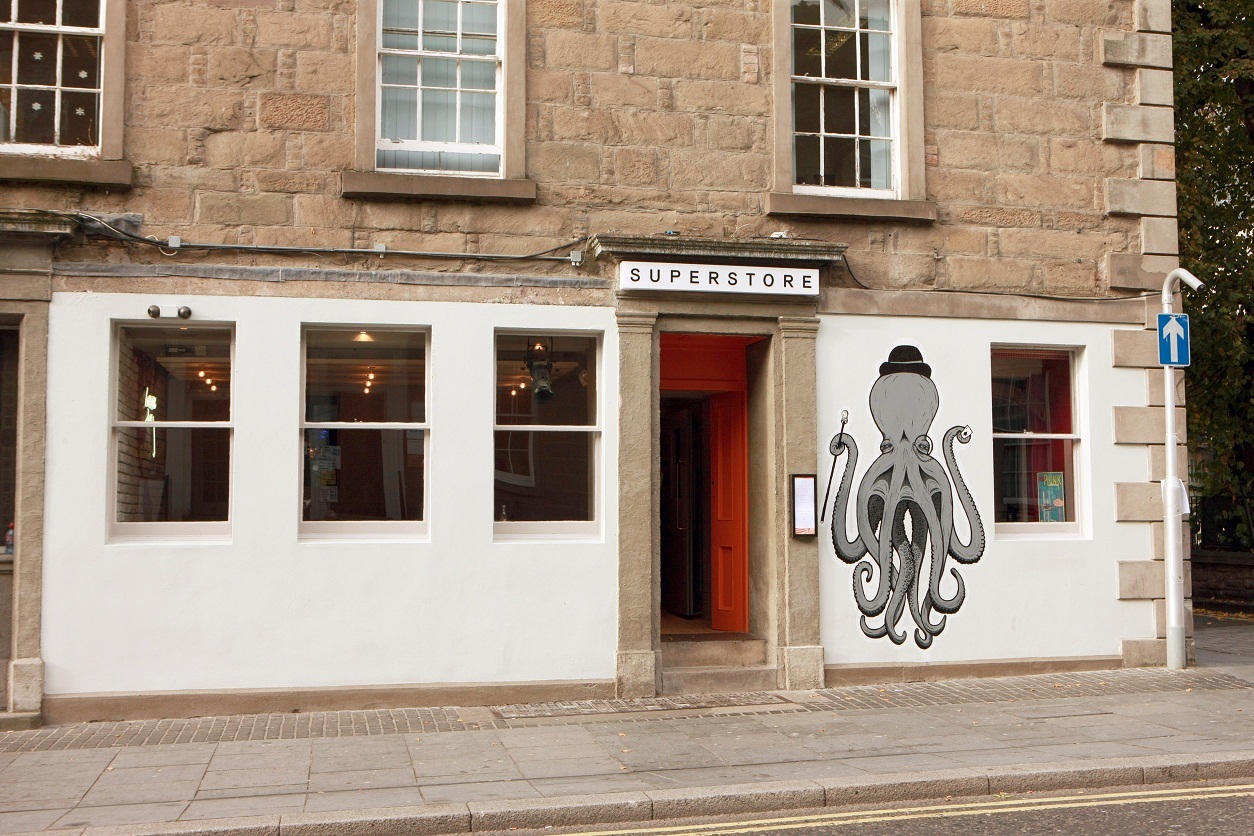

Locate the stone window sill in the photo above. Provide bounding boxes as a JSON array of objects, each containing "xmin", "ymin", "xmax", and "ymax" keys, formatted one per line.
[
  {"xmin": 342, "ymin": 170, "xmax": 537, "ymax": 203},
  {"xmin": 765, "ymin": 192, "xmax": 936, "ymax": 222},
  {"xmin": 0, "ymin": 156, "xmax": 133, "ymax": 188}
]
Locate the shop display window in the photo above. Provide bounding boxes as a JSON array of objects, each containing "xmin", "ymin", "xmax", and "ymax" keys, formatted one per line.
[
  {"xmin": 113, "ymin": 325, "xmax": 232, "ymax": 529},
  {"xmin": 991, "ymin": 347, "xmax": 1079, "ymax": 527},
  {"xmin": 494, "ymin": 333, "xmax": 598, "ymax": 531},
  {"xmin": 301, "ymin": 328, "xmax": 428, "ymax": 535}
]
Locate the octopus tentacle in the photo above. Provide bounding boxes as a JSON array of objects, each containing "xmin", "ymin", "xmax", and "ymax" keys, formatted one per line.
[
  {"xmin": 943, "ymin": 426, "xmax": 985, "ymax": 564},
  {"xmin": 829, "ymin": 433, "xmax": 867, "ymax": 563},
  {"xmin": 882, "ymin": 499, "xmax": 912, "ymax": 645}
]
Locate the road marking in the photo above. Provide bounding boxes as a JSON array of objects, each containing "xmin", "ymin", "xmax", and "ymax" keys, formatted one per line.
[{"xmin": 558, "ymin": 783, "xmax": 1254, "ymax": 836}]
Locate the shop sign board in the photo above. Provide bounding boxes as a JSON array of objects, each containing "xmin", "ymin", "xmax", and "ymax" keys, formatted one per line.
[{"xmin": 619, "ymin": 261, "xmax": 820, "ymax": 297}]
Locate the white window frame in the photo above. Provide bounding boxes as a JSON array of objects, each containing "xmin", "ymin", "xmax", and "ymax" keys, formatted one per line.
[
  {"xmin": 771, "ymin": 0, "xmax": 923, "ymax": 204},
  {"xmin": 299, "ymin": 325, "xmax": 430, "ymax": 541},
  {"xmin": 789, "ymin": 0, "xmax": 899, "ymax": 198},
  {"xmin": 108, "ymin": 321, "xmax": 234, "ymax": 541},
  {"xmin": 0, "ymin": 0, "xmax": 123, "ymax": 159},
  {"xmin": 991, "ymin": 345, "xmax": 1084, "ymax": 538},
  {"xmin": 374, "ymin": 0, "xmax": 504, "ymax": 177},
  {"xmin": 493, "ymin": 329, "xmax": 602, "ymax": 541}
]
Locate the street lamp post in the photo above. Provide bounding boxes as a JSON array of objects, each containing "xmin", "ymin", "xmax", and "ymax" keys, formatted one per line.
[{"xmin": 1162, "ymin": 267, "xmax": 1205, "ymax": 670}]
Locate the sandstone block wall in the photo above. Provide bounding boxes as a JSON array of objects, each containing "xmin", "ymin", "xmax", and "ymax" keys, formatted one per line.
[{"xmin": 0, "ymin": 0, "xmax": 1174, "ymax": 295}]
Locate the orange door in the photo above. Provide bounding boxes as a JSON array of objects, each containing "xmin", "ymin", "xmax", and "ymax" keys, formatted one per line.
[{"xmin": 708, "ymin": 390, "xmax": 748, "ymax": 632}]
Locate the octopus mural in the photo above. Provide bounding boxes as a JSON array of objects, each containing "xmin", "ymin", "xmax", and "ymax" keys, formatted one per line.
[{"xmin": 823, "ymin": 345, "xmax": 985, "ymax": 649}]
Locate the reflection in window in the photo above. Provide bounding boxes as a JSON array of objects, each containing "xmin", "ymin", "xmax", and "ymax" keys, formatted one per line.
[
  {"xmin": 114, "ymin": 326, "xmax": 232, "ymax": 523},
  {"xmin": 302, "ymin": 329, "xmax": 427, "ymax": 523},
  {"xmin": 990, "ymin": 348, "xmax": 1078, "ymax": 524},
  {"xmin": 494, "ymin": 334, "xmax": 597, "ymax": 522}
]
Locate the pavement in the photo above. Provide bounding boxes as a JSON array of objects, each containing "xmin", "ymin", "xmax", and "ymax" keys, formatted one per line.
[{"xmin": 1, "ymin": 615, "xmax": 1253, "ymax": 836}]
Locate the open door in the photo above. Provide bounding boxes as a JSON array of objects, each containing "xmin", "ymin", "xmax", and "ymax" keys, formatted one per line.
[
  {"xmin": 708, "ymin": 390, "xmax": 748, "ymax": 633},
  {"xmin": 661, "ymin": 404, "xmax": 698, "ymax": 617}
]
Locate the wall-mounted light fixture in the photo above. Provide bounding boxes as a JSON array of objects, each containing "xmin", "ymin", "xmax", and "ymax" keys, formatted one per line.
[
  {"xmin": 147, "ymin": 305, "xmax": 192, "ymax": 319},
  {"xmin": 526, "ymin": 339, "xmax": 554, "ymax": 400},
  {"xmin": 354, "ymin": 331, "xmax": 374, "ymax": 342}
]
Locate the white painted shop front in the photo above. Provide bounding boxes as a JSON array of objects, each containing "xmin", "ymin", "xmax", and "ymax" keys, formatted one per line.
[{"xmin": 37, "ymin": 278, "xmax": 1164, "ymax": 719}]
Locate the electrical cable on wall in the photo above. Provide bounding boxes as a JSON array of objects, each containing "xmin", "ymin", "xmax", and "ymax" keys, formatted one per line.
[{"xmin": 23, "ymin": 209, "xmax": 589, "ymax": 266}]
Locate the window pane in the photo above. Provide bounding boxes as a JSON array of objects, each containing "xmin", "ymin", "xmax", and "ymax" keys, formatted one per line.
[
  {"xmin": 1, "ymin": 32, "xmax": 12, "ymax": 85},
  {"xmin": 793, "ymin": 82, "xmax": 820, "ymax": 134},
  {"xmin": 0, "ymin": 89, "xmax": 11, "ymax": 142},
  {"xmin": 16, "ymin": 0, "xmax": 56, "ymax": 25},
  {"xmin": 14, "ymin": 88, "xmax": 54, "ymax": 143},
  {"xmin": 825, "ymin": 136, "xmax": 856, "ymax": 187},
  {"xmin": 793, "ymin": 28, "xmax": 821, "ymax": 77},
  {"xmin": 794, "ymin": 134, "xmax": 820, "ymax": 185},
  {"xmin": 824, "ymin": 29, "xmax": 856, "ymax": 79},
  {"xmin": 494, "ymin": 431, "xmax": 594, "ymax": 522},
  {"xmin": 17, "ymin": 33, "xmax": 57, "ymax": 85},
  {"xmin": 62, "ymin": 35, "xmax": 99, "ymax": 88},
  {"xmin": 117, "ymin": 428, "xmax": 230, "ymax": 522},
  {"xmin": 305, "ymin": 329, "xmax": 426, "ymax": 423},
  {"xmin": 381, "ymin": 54, "xmax": 418, "ymax": 85},
  {"xmin": 863, "ymin": 32, "xmax": 892, "ymax": 81},
  {"xmin": 424, "ymin": 0, "xmax": 457, "ymax": 32},
  {"xmin": 383, "ymin": 31, "xmax": 420, "ymax": 49},
  {"xmin": 461, "ymin": 34, "xmax": 496, "ymax": 55},
  {"xmin": 62, "ymin": 0, "xmax": 100, "ymax": 28},
  {"xmin": 383, "ymin": 0, "xmax": 419, "ymax": 29},
  {"xmin": 459, "ymin": 90, "xmax": 494, "ymax": 143},
  {"xmin": 303, "ymin": 428, "xmax": 424, "ymax": 521},
  {"xmin": 861, "ymin": 86, "xmax": 891, "ymax": 137},
  {"xmin": 993, "ymin": 438, "xmax": 1075, "ymax": 523},
  {"xmin": 862, "ymin": 0, "xmax": 891, "ymax": 31},
  {"xmin": 421, "ymin": 88, "xmax": 455, "ymax": 141},
  {"xmin": 824, "ymin": 85, "xmax": 855, "ymax": 134},
  {"xmin": 496, "ymin": 334, "xmax": 596, "ymax": 426},
  {"xmin": 823, "ymin": 0, "xmax": 854, "ymax": 28},
  {"xmin": 792, "ymin": 0, "xmax": 819, "ymax": 26},
  {"xmin": 60, "ymin": 88, "xmax": 97, "ymax": 145},
  {"xmin": 990, "ymin": 349, "xmax": 1073, "ymax": 434},
  {"xmin": 423, "ymin": 56, "xmax": 456, "ymax": 88},
  {"xmin": 860, "ymin": 138, "xmax": 891, "ymax": 189},
  {"xmin": 377, "ymin": 147, "xmax": 498, "ymax": 172},
  {"xmin": 380, "ymin": 86, "xmax": 418, "ymax": 140},
  {"xmin": 117, "ymin": 327, "xmax": 231, "ymax": 423},
  {"xmin": 461, "ymin": 58, "xmax": 495, "ymax": 90},
  {"xmin": 462, "ymin": 1, "xmax": 498, "ymax": 35}
]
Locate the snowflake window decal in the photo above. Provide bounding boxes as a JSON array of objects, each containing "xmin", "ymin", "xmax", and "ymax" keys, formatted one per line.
[
  {"xmin": 75, "ymin": 108, "xmax": 85, "ymax": 116},
  {"xmin": 31, "ymin": 102, "xmax": 41, "ymax": 111},
  {"xmin": 32, "ymin": 52, "xmax": 43, "ymax": 60},
  {"xmin": 79, "ymin": 70, "xmax": 88, "ymax": 79}
]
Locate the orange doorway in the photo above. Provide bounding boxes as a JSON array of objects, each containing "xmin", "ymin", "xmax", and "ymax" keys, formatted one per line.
[{"xmin": 659, "ymin": 334, "xmax": 755, "ymax": 633}]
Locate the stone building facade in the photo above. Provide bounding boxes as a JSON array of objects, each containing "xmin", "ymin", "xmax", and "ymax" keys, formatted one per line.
[{"xmin": 0, "ymin": 0, "xmax": 1189, "ymax": 722}]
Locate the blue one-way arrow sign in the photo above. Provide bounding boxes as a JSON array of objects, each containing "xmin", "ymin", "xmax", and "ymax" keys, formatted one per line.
[{"xmin": 1158, "ymin": 313, "xmax": 1191, "ymax": 366}]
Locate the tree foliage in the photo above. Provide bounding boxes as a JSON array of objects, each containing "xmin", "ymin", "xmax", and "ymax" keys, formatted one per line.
[{"xmin": 1175, "ymin": 1, "xmax": 1254, "ymax": 547}]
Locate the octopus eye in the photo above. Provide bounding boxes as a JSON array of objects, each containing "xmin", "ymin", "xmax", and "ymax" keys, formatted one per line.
[
  {"xmin": 879, "ymin": 439, "xmax": 893, "ymax": 454},
  {"xmin": 914, "ymin": 436, "xmax": 933, "ymax": 456}
]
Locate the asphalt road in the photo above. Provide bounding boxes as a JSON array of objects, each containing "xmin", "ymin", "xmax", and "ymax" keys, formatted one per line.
[{"xmin": 516, "ymin": 783, "xmax": 1254, "ymax": 836}]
